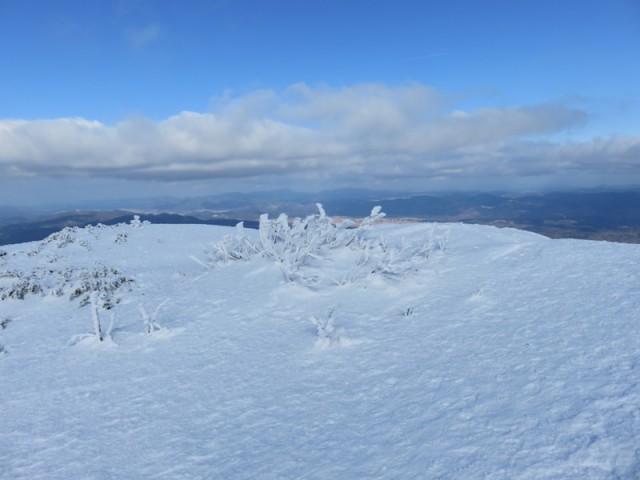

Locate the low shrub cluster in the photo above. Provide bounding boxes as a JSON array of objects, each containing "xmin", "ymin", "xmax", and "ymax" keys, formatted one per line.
[
  {"xmin": 208, "ymin": 205, "xmax": 446, "ymax": 286},
  {"xmin": 0, "ymin": 265, "xmax": 133, "ymax": 306}
]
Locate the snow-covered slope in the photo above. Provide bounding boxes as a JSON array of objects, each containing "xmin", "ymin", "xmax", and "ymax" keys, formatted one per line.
[{"xmin": 1, "ymin": 215, "xmax": 639, "ymax": 479}]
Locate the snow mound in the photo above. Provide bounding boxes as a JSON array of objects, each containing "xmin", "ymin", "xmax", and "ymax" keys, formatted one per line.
[{"xmin": 1, "ymin": 212, "xmax": 639, "ymax": 479}]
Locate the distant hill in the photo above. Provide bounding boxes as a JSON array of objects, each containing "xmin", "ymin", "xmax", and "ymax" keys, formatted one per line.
[
  {"xmin": 0, "ymin": 211, "xmax": 258, "ymax": 246},
  {"xmin": 1, "ymin": 189, "xmax": 639, "ymax": 245}
]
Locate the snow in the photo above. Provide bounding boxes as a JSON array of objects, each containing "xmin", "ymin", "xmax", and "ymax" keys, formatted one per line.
[{"xmin": 1, "ymin": 217, "xmax": 639, "ymax": 479}]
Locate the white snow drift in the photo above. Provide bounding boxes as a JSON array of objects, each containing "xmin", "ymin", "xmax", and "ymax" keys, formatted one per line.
[{"xmin": 0, "ymin": 210, "xmax": 639, "ymax": 479}]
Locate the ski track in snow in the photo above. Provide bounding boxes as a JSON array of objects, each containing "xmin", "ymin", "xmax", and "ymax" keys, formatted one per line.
[{"xmin": 0, "ymin": 221, "xmax": 639, "ymax": 479}]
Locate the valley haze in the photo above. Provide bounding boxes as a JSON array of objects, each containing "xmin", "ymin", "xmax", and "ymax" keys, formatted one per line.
[{"xmin": 2, "ymin": 188, "xmax": 640, "ymax": 246}]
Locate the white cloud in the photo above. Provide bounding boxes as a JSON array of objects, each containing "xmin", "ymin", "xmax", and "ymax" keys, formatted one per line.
[{"xmin": 0, "ymin": 83, "xmax": 638, "ymax": 188}]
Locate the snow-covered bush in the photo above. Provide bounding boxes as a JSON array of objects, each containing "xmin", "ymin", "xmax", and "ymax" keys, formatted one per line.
[
  {"xmin": 208, "ymin": 204, "xmax": 381, "ymax": 281},
  {"xmin": 130, "ymin": 215, "xmax": 150, "ymax": 229},
  {"xmin": 139, "ymin": 299, "xmax": 168, "ymax": 334},
  {"xmin": 0, "ymin": 270, "xmax": 44, "ymax": 300},
  {"xmin": 27, "ymin": 227, "xmax": 88, "ymax": 256},
  {"xmin": 90, "ymin": 291, "xmax": 104, "ymax": 341},
  {"xmin": 114, "ymin": 232, "xmax": 128, "ymax": 244},
  {"xmin": 402, "ymin": 307, "xmax": 414, "ymax": 317},
  {"xmin": 208, "ymin": 222, "xmax": 261, "ymax": 264},
  {"xmin": 0, "ymin": 265, "xmax": 133, "ymax": 305},
  {"xmin": 207, "ymin": 204, "xmax": 447, "ymax": 286},
  {"xmin": 68, "ymin": 266, "xmax": 133, "ymax": 308},
  {"xmin": 310, "ymin": 307, "xmax": 341, "ymax": 347},
  {"xmin": 0, "ymin": 317, "xmax": 9, "ymax": 355},
  {"xmin": 69, "ymin": 291, "xmax": 117, "ymax": 345},
  {"xmin": 208, "ymin": 204, "xmax": 357, "ymax": 274},
  {"xmin": 25, "ymin": 217, "xmax": 151, "ymax": 259}
]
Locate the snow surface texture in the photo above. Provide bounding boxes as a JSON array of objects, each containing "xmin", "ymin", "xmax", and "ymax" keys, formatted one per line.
[{"xmin": 1, "ymin": 210, "xmax": 639, "ymax": 479}]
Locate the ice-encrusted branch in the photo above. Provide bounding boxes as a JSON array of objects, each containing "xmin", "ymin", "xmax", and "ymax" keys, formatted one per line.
[
  {"xmin": 310, "ymin": 306, "xmax": 340, "ymax": 346},
  {"xmin": 90, "ymin": 292, "xmax": 103, "ymax": 342},
  {"xmin": 139, "ymin": 299, "xmax": 168, "ymax": 334}
]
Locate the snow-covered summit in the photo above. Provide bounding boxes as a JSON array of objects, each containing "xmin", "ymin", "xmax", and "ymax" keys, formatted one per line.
[{"xmin": 1, "ymin": 211, "xmax": 639, "ymax": 479}]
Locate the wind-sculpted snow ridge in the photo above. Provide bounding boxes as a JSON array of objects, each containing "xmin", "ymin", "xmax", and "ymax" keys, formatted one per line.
[
  {"xmin": 208, "ymin": 204, "xmax": 447, "ymax": 286},
  {"xmin": 0, "ymin": 218, "xmax": 639, "ymax": 479}
]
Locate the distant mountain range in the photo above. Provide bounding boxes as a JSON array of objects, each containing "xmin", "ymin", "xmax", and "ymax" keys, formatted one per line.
[
  {"xmin": 0, "ymin": 211, "xmax": 258, "ymax": 247},
  {"xmin": 1, "ymin": 189, "xmax": 640, "ymax": 246}
]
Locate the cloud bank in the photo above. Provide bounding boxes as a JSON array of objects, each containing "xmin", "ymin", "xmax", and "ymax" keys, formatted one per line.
[{"xmin": 1, "ymin": 83, "xmax": 638, "ymax": 188}]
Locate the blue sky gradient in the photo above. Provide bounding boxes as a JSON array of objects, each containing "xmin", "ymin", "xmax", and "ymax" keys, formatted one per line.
[{"xmin": 1, "ymin": 0, "xmax": 639, "ymax": 206}]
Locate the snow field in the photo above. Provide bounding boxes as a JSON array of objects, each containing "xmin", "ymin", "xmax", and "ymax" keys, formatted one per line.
[{"xmin": 1, "ymin": 218, "xmax": 639, "ymax": 479}]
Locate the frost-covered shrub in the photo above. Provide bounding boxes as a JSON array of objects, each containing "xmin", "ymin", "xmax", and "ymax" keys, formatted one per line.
[
  {"xmin": 0, "ymin": 271, "xmax": 44, "ymax": 300},
  {"xmin": 130, "ymin": 215, "xmax": 150, "ymax": 229},
  {"xmin": 28, "ymin": 227, "xmax": 84, "ymax": 256},
  {"xmin": 139, "ymin": 299, "xmax": 168, "ymax": 334},
  {"xmin": 256, "ymin": 204, "xmax": 370, "ymax": 281},
  {"xmin": 208, "ymin": 204, "xmax": 381, "ymax": 279},
  {"xmin": 90, "ymin": 291, "xmax": 104, "ymax": 341},
  {"xmin": 0, "ymin": 317, "xmax": 10, "ymax": 355},
  {"xmin": 208, "ymin": 222, "xmax": 261, "ymax": 264},
  {"xmin": 69, "ymin": 291, "xmax": 118, "ymax": 345},
  {"xmin": 207, "ymin": 204, "xmax": 447, "ymax": 286},
  {"xmin": 0, "ymin": 265, "xmax": 133, "ymax": 305},
  {"xmin": 402, "ymin": 307, "xmax": 414, "ymax": 317},
  {"xmin": 44, "ymin": 228, "xmax": 76, "ymax": 248},
  {"xmin": 68, "ymin": 266, "xmax": 133, "ymax": 307},
  {"xmin": 310, "ymin": 307, "xmax": 340, "ymax": 346},
  {"xmin": 114, "ymin": 232, "xmax": 128, "ymax": 244}
]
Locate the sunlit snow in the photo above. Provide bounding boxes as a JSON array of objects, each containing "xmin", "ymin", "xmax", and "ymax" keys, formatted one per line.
[{"xmin": 1, "ymin": 212, "xmax": 639, "ymax": 479}]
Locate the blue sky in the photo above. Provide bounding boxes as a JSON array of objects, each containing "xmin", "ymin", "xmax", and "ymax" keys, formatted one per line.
[{"xmin": 1, "ymin": 0, "xmax": 639, "ymax": 206}]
